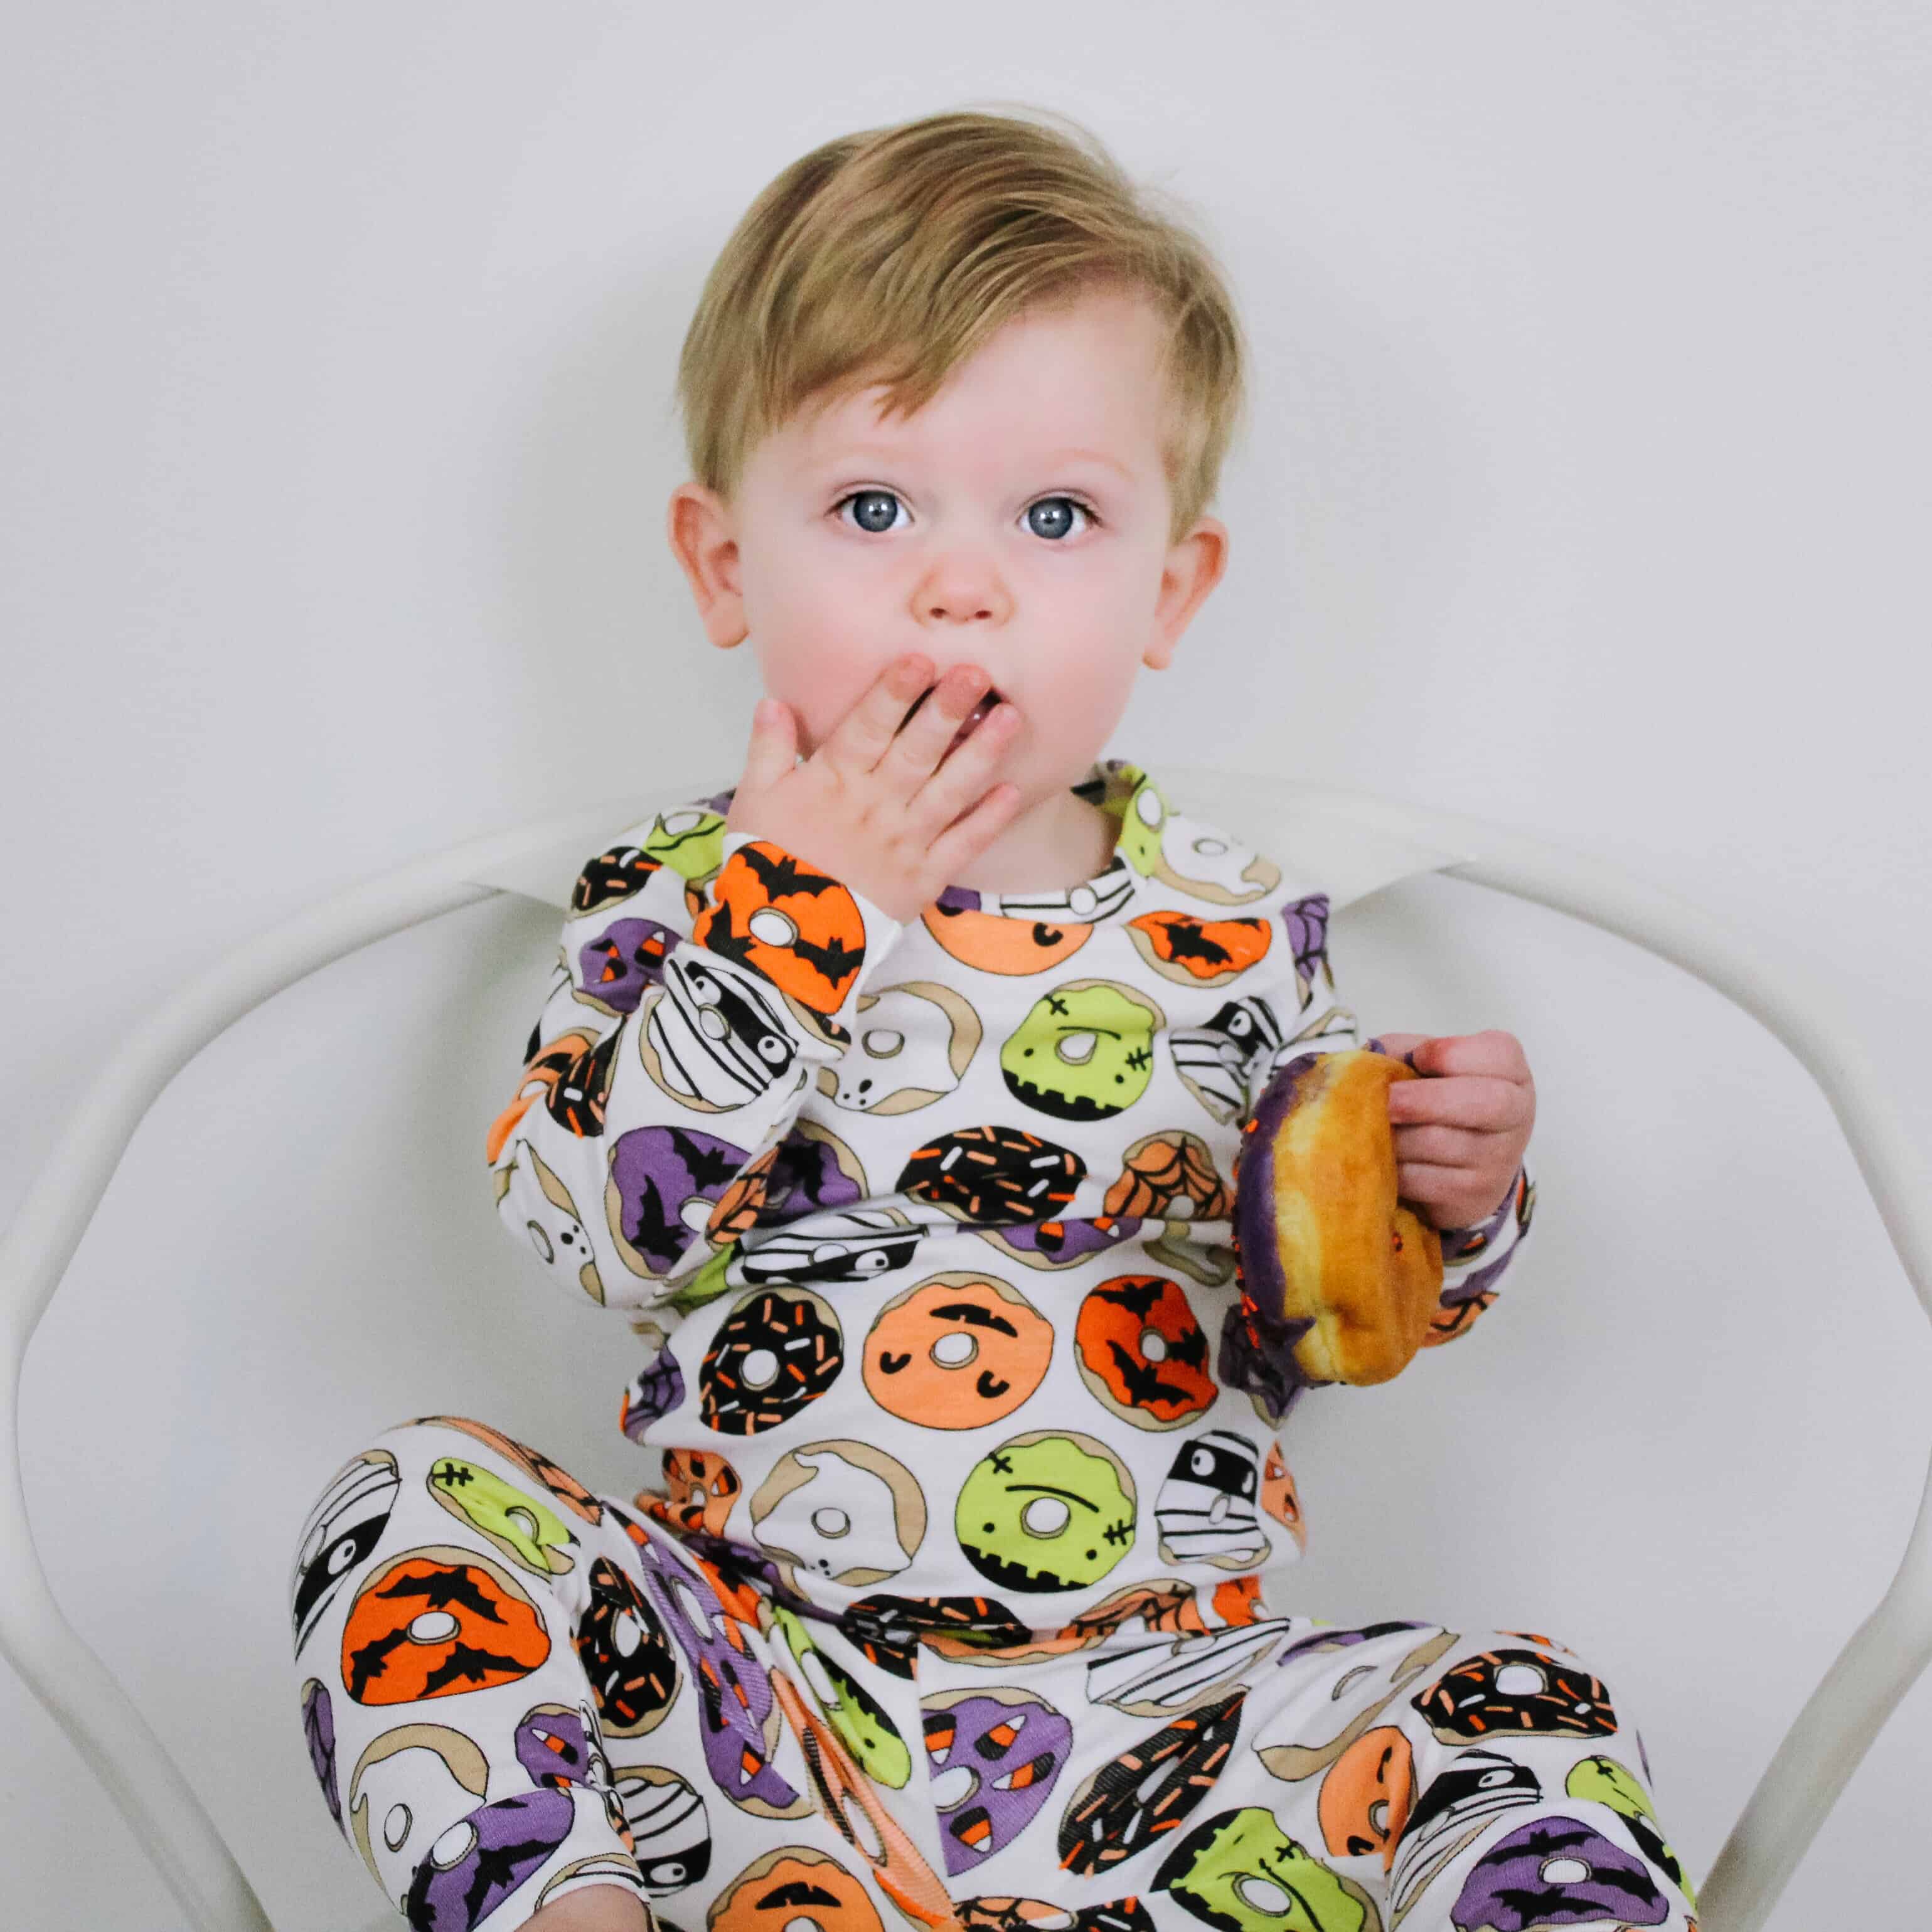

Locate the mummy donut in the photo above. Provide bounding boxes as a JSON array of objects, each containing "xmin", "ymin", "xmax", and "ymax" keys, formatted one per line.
[
  {"xmin": 956, "ymin": 1431, "xmax": 1136, "ymax": 1594},
  {"xmin": 922, "ymin": 1688, "xmax": 1073, "ymax": 1875},
  {"xmin": 1168, "ymin": 998, "xmax": 1285, "ymax": 1124},
  {"xmin": 749, "ymin": 1441, "xmax": 927, "ymax": 1586},
  {"xmin": 571, "ymin": 842, "xmax": 663, "ymax": 915},
  {"xmin": 1000, "ymin": 980, "xmax": 1163, "ymax": 1121},
  {"xmin": 645, "ymin": 806, "xmax": 727, "ymax": 882},
  {"xmin": 1154, "ymin": 1431, "xmax": 1269, "ymax": 1570},
  {"xmin": 412, "ymin": 1788, "xmax": 590, "ymax": 1929},
  {"xmin": 693, "ymin": 841, "xmax": 867, "ymax": 1017},
  {"xmin": 292, "ymin": 1448, "xmax": 400, "ymax": 1657},
  {"xmin": 698, "ymin": 1288, "xmax": 844, "ymax": 1436},
  {"xmin": 1127, "ymin": 911, "xmax": 1272, "ymax": 988},
  {"xmin": 425, "ymin": 1454, "xmax": 577, "ymax": 1577},
  {"xmin": 1153, "ymin": 1807, "xmax": 1380, "ymax": 1932},
  {"xmin": 1412, "ymin": 1646, "xmax": 1618, "ymax": 1744},
  {"xmin": 607, "ymin": 1124, "xmax": 750, "ymax": 1277},
  {"xmin": 346, "ymin": 1722, "xmax": 491, "ymax": 1908},
  {"xmin": 1387, "ymin": 1748, "xmax": 1542, "ymax": 1923},
  {"xmin": 1566, "ymin": 1755, "xmax": 1696, "ymax": 1904},
  {"xmin": 1449, "ymin": 1814, "xmax": 1669, "ymax": 1931},
  {"xmin": 1075, "ymin": 1275, "xmax": 1217, "ymax": 1430},
  {"xmin": 494, "ymin": 1139, "xmax": 605, "ymax": 1303},
  {"xmin": 897, "ymin": 1126, "xmax": 1086, "ymax": 1225},
  {"xmin": 1153, "ymin": 821, "xmax": 1282, "ymax": 906},
  {"xmin": 821, "ymin": 980, "xmax": 983, "ymax": 1113},
  {"xmin": 707, "ymin": 1847, "xmax": 883, "ymax": 1932},
  {"xmin": 976, "ymin": 1212, "xmax": 1141, "ymax": 1272},
  {"xmin": 733, "ymin": 1207, "xmax": 921, "ymax": 1289},
  {"xmin": 299, "ymin": 1678, "xmax": 340, "ymax": 1829},
  {"xmin": 614, "ymin": 1766, "xmax": 712, "ymax": 1896},
  {"xmin": 340, "ymin": 1546, "xmax": 549, "ymax": 1705},
  {"xmin": 1084, "ymin": 1621, "xmax": 1293, "ymax": 1719},
  {"xmin": 574, "ymin": 1554, "xmax": 680, "ymax": 1737},
  {"xmin": 922, "ymin": 889, "xmax": 1094, "ymax": 975},
  {"xmin": 640, "ymin": 953, "xmax": 805, "ymax": 1113},
  {"xmin": 577, "ymin": 915, "xmax": 680, "ymax": 1015},
  {"xmin": 1057, "ymin": 1686, "xmax": 1246, "ymax": 1876},
  {"xmin": 865, "ymin": 1273, "xmax": 1054, "ymax": 1429},
  {"xmin": 1104, "ymin": 1130, "xmax": 1230, "ymax": 1222}
]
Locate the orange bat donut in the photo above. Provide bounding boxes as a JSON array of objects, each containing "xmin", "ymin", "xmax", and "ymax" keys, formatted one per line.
[{"xmin": 1234, "ymin": 1049, "xmax": 1443, "ymax": 1385}]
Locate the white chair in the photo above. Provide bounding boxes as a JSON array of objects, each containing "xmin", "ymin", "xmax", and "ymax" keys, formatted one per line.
[{"xmin": 3, "ymin": 774, "xmax": 1926, "ymax": 1932}]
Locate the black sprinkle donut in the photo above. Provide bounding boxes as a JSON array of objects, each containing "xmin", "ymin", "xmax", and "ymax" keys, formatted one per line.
[
  {"xmin": 897, "ymin": 1127, "xmax": 1085, "ymax": 1225},
  {"xmin": 573, "ymin": 1556, "xmax": 680, "ymax": 1737},
  {"xmin": 1411, "ymin": 1646, "xmax": 1617, "ymax": 1743},
  {"xmin": 698, "ymin": 1287, "xmax": 844, "ymax": 1436},
  {"xmin": 1057, "ymin": 1688, "xmax": 1246, "ymax": 1875}
]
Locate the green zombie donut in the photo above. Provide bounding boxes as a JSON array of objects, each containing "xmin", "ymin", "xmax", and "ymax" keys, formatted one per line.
[
  {"xmin": 1000, "ymin": 980, "xmax": 1165, "ymax": 1123},
  {"xmin": 1115, "ymin": 773, "xmax": 1168, "ymax": 875},
  {"xmin": 643, "ymin": 806, "xmax": 726, "ymax": 882},
  {"xmin": 956, "ymin": 1431, "xmax": 1136, "ymax": 1594},
  {"xmin": 1153, "ymin": 1806, "xmax": 1380, "ymax": 1932},
  {"xmin": 1566, "ymin": 1755, "xmax": 1697, "ymax": 1904},
  {"xmin": 426, "ymin": 1457, "xmax": 577, "ymax": 1577},
  {"xmin": 769, "ymin": 1606, "xmax": 912, "ymax": 1788}
]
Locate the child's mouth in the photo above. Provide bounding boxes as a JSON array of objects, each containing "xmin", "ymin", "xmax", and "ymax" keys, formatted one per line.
[{"xmin": 949, "ymin": 688, "xmax": 1002, "ymax": 755}]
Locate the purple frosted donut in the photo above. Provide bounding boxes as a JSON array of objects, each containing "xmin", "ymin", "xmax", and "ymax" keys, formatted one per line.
[
  {"xmin": 1450, "ymin": 1813, "xmax": 1669, "ymax": 1930},
  {"xmin": 573, "ymin": 1556, "xmax": 680, "ymax": 1737},
  {"xmin": 607, "ymin": 1126, "xmax": 749, "ymax": 1273},
  {"xmin": 404, "ymin": 1786, "xmax": 577, "ymax": 1931},
  {"xmin": 764, "ymin": 1128, "xmax": 865, "ymax": 1216},
  {"xmin": 922, "ymin": 1688, "xmax": 1073, "ymax": 1874},
  {"xmin": 514, "ymin": 1704, "xmax": 596, "ymax": 1790},
  {"xmin": 1281, "ymin": 893, "xmax": 1330, "ymax": 1008},
  {"xmin": 579, "ymin": 918, "xmax": 680, "ymax": 1013},
  {"xmin": 621, "ymin": 1343, "xmax": 685, "ymax": 1440},
  {"xmin": 632, "ymin": 1535, "xmax": 805, "ymax": 1818},
  {"xmin": 981, "ymin": 1213, "xmax": 1143, "ymax": 1269},
  {"xmin": 299, "ymin": 1679, "xmax": 339, "ymax": 1830}
]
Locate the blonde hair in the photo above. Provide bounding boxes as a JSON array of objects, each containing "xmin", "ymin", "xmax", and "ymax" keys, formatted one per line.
[{"xmin": 675, "ymin": 105, "xmax": 1247, "ymax": 545}]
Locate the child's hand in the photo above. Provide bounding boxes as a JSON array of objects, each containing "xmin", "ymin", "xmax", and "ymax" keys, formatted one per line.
[
  {"xmin": 1367, "ymin": 1030, "xmax": 1535, "ymax": 1231},
  {"xmin": 725, "ymin": 653, "xmax": 1025, "ymax": 924}
]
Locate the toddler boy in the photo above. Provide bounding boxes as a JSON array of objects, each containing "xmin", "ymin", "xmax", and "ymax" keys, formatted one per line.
[{"xmin": 289, "ymin": 106, "xmax": 1695, "ymax": 1932}]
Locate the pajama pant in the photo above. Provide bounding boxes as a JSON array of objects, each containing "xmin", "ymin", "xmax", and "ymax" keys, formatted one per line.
[{"xmin": 289, "ymin": 1416, "xmax": 1700, "ymax": 1932}]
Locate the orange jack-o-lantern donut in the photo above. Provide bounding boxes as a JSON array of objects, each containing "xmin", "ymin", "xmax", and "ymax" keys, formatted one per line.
[
  {"xmin": 1319, "ymin": 1723, "xmax": 1416, "ymax": 1865},
  {"xmin": 1259, "ymin": 1440, "xmax": 1306, "ymax": 1550},
  {"xmin": 1073, "ymin": 1275, "xmax": 1217, "ymax": 1430},
  {"xmin": 339, "ymin": 1545, "xmax": 549, "ymax": 1705},
  {"xmin": 652, "ymin": 1448, "xmax": 743, "ymax": 1537},
  {"xmin": 864, "ymin": 1273, "xmax": 1054, "ymax": 1429},
  {"xmin": 694, "ymin": 842, "xmax": 867, "ymax": 1015},
  {"xmin": 708, "ymin": 1846, "xmax": 884, "ymax": 1932},
  {"xmin": 1126, "ymin": 910, "xmax": 1272, "ymax": 987},
  {"xmin": 921, "ymin": 899, "xmax": 1093, "ymax": 976}
]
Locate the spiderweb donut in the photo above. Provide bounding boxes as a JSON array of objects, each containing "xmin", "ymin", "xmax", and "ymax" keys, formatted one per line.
[{"xmin": 1234, "ymin": 1049, "xmax": 1443, "ymax": 1385}]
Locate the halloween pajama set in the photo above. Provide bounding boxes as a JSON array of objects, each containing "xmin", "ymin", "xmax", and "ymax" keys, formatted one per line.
[{"xmin": 289, "ymin": 762, "xmax": 1700, "ymax": 1932}]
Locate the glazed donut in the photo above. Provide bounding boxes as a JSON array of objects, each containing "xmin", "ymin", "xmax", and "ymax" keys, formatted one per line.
[
  {"xmin": 1233, "ymin": 1049, "xmax": 1444, "ymax": 1386},
  {"xmin": 1072, "ymin": 1275, "xmax": 1216, "ymax": 1431},
  {"xmin": 698, "ymin": 1287, "xmax": 845, "ymax": 1436}
]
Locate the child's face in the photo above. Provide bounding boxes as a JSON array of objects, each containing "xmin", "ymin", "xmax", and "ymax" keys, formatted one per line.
[{"xmin": 670, "ymin": 284, "xmax": 1227, "ymax": 815}]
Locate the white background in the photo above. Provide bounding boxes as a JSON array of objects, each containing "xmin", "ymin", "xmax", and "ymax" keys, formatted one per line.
[{"xmin": 3, "ymin": 3, "xmax": 1928, "ymax": 1926}]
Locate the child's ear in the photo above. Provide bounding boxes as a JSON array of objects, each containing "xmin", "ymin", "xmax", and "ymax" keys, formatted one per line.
[
  {"xmin": 1143, "ymin": 515, "xmax": 1229, "ymax": 670},
  {"xmin": 666, "ymin": 482, "xmax": 749, "ymax": 649}
]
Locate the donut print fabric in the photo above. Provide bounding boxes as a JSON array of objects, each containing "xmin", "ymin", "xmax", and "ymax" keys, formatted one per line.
[{"xmin": 291, "ymin": 763, "xmax": 1695, "ymax": 1927}]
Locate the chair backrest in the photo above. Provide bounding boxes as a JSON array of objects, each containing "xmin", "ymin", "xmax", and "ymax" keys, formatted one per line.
[{"xmin": 2, "ymin": 776, "xmax": 1926, "ymax": 1932}]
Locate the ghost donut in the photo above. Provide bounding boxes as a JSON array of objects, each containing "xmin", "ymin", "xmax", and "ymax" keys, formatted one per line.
[
  {"xmin": 698, "ymin": 1288, "xmax": 844, "ymax": 1436},
  {"xmin": 1233, "ymin": 1048, "xmax": 1444, "ymax": 1385}
]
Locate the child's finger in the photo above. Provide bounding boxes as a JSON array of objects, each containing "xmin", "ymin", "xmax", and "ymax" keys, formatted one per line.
[
  {"xmin": 878, "ymin": 664, "xmax": 993, "ymax": 792},
  {"xmin": 910, "ymin": 700, "xmax": 1020, "ymax": 826},
  {"xmin": 734, "ymin": 698, "xmax": 799, "ymax": 799},
  {"xmin": 818, "ymin": 654, "xmax": 936, "ymax": 774},
  {"xmin": 1393, "ymin": 1121, "xmax": 1488, "ymax": 1168},
  {"xmin": 922, "ymin": 781, "xmax": 1025, "ymax": 886},
  {"xmin": 1387, "ymin": 1072, "xmax": 1527, "ymax": 1130}
]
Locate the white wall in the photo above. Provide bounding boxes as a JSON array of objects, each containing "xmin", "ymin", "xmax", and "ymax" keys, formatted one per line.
[{"xmin": 3, "ymin": 4, "xmax": 1928, "ymax": 1926}]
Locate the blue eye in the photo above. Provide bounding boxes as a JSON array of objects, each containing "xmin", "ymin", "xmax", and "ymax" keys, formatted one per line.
[
  {"xmin": 1026, "ymin": 495, "xmax": 1093, "ymax": 540},
  {"xmin": 840, "ymin": 488, "xmax": 904, "ymax": 534},
  {"xmin": 832, "ymin": 490, "xmax": 1097, "ymax": 538}
]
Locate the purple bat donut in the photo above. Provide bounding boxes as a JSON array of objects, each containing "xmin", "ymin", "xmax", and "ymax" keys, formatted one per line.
[
  {"xmin": 608, "ymin": 1127, "xmax": 749, "ymax": 1273},
  {"xmin": 933, "ymin": 885, "xmax": 985, "ymax": 914},
  {"xmin": 922, "ymin": 1689, "xmax": 1073, "ymax": 1875},
  {"xmin": 631, "ymin": 1535, "xmax": 804, "ymax": 1818},
  {"xmin": 579, "ymin": 918, "xmax": 680, "ymax": 1013},
  {"xmin": 759, "ymin": 1128, "xmax": 864, "ymax": 1220},
  {"xmin": 300, "ymin": 1679, "xmax": 339, "ymax": 1830},
  {"xmin": 621, "ymin": 1343, "xmax": 685, "ymax": 1440},
  {"xmin": 1451, "ymin": 1813, "xmax": 1670, "ymax": 1930},
  {"xmin": 1281, "ymin": 892, "xmax": 1330, "ymax": 1008},
  {"xmin": 403, "ymin": 1787, "xmax": 579, "ymax": 1931}
]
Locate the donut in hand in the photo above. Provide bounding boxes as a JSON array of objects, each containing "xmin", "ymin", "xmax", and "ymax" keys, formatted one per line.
[{"xmin": 1234, "ymin": 1048, "xmax": 1443, "ymax": 1385}]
